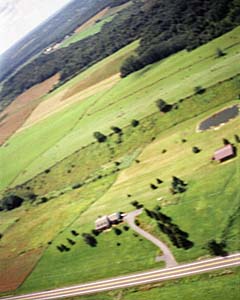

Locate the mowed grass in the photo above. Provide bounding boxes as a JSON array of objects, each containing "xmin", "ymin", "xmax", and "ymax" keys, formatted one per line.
[
  {"xmin": 63, "ymin": 268, "xmax": 240, "ymax": 300},
  {"xmin": 17, "ymin": 100, "xmax": 239, "ymax": 293},
  {"xmin": 1, "ymin": 27, "xmax": 239, "ymax": 192}
]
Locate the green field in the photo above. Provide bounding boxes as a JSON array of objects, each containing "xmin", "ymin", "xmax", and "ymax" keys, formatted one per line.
[
  {"xmin": 17, "ymin": 96, "xmax": 239, "ymax": 292},
  {"xmin": 1, "ymin": 27, "xmax": 239, "ymax": 192},
  {"xmin": 0, "ymin": 27, "xmax": 239, "ymax": 296}
]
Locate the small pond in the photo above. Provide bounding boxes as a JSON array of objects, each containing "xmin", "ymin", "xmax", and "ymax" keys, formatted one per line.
[{"xmin": 198, "ymin": 105, "xmax": 239, "ymax": 131}]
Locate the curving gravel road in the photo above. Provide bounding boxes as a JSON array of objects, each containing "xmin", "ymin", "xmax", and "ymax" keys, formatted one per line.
[{"xmin": 124, "ymin": 209, "xmax": 178, "ymax": 268}]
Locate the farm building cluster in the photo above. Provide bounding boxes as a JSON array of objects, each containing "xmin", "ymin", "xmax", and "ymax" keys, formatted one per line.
[{"xmin": 95, "ymin": 212, "xmax": 123, "ymax": 231}]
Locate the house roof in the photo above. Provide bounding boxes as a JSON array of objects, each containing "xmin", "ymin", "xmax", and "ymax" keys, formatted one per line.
[{"xmin": 214, "ymin": 144, "xmax": 234, "ymax": 161}]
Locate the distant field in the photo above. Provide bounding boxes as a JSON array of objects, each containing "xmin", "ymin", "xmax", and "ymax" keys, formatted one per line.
[
  {"xmin": 61, "ymin": 2, "xmax": 132, "ymax": 48},
  {"xmin": 61, "ymin": 15, "xmax": 115, "ymax": 48},
  {"xmin": 74, "ymin": 7, "xmax": 109, "ymax": 34}
]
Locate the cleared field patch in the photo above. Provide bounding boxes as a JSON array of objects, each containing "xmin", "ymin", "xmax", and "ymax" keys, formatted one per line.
[
  {"xmin": 18, "ymin": 41, "xmax": 138, "ymax": 132},
  {"xmin": 61, "ymin": 2, "xmax": 132, "ymax": 48},
  {"xmin": 19, "ymin": 74, "xmax": 120, "ymax": 131},
  {"xmin": 61, "ymin": 15, "xmax": 114, "ymax": 48},
  {"xmin": 74, "ymin": 7, "xmax": 109, "ymax": 34},
  {"xmin": 0, "ymin": 74, "xmax": 59, "ymax": 145}
]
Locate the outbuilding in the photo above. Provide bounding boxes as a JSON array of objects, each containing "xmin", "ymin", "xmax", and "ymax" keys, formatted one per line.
[{"xmin": 213, "ymin": 144, "xmax": 235, "ymax": 162}]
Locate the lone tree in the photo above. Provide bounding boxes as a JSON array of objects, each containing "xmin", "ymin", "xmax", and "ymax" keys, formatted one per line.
[
  {"xmin": 155, "ymin": 99, "xmax": 172, "ymax": 113},
  {"xmin": 171, "ymin": 176, "xmax": 187, "ymax": 194},
  {"xmin": 192, "ymin": 146, "xmax": 201, "ymax": 154},
  {"xmin": 131, "ymin": 119, "xmax": 140, "ymax": 127},
  {"xmin": 93, "ymin": 131, "xmax": 107, "ymax": 143}
]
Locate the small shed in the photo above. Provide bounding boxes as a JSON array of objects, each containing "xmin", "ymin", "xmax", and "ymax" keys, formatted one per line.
[
  {"xmin": 108, "ymin": 212, "xmax": 122, "ymax": 224},
  {"xmin": 95, "ymin": 216, "xmax": 111, "ymax": 231},
  {"xmin": 213, "ymin": 144, "xmax": 235, "ymax": 162}
]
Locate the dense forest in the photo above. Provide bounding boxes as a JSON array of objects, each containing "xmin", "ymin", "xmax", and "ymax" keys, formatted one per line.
[{"xmin": 1, "ymin": 0, "xmax": 239, "ymax": 108}]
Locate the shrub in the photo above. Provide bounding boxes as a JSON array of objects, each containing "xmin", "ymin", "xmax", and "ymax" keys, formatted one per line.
[
  {"xmin": 216, "ymin": 48, "xmax": 226, "ymax": 57},
  {"xmin": 194, "ymin": 86, "xmax": 206, "ymax": 94},
  {"xmin": 113, "ymin": 228, "xmax": 122, "ymax": 236},
  {"xmin": 155, "ymin": 99, "xmax": 172, "ymax": 113},
  {"xmin": 67, "ymin": 238, "xmax": 76, "ymax": 246},
  {"xmin": 72, "ymin": 183, "xmax": 82, "ymax": 189},
  {"xmin": 192, "ymin": 146, "xmax": 201, "ymax": 153},
  {"xmin": 41, "ymin": 197, "xmax": 48, "ymax": 203},
  {"xmin": 131, "ymin": 119, "xmax": 140, "ymax": 127},
  {"xmin": 93, "ymin": 131, "xmax": 107, "ymax": 143},
  {"xmin": 71, "ymin": 230, "xmax": 79, "ymax": 236},
  {"xmin": 111, "ymin": 126, "xmax": 122, "ymax": 134},
  {"xmin": 1, "ymin": 195, "xmax": 24, "ymax": 211},
  {"xmin": 150, "ymin": 183, "xmax": 158, "ymax": 190}
]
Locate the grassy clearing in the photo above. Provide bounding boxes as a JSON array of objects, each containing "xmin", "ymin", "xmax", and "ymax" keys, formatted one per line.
[
  {"xmin": 65, "ymin": 268, "xmax": 240, "ymax": 300},
  {"xmin": 1, "ymin": 27, "xmax": 238, "ymax": 192},
  {"xmin": 61, "ymin": 16, "xmax": 115, "ymax": 48}
]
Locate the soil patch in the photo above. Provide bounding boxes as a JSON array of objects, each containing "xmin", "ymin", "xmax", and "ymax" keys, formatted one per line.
[
  {"xmin": 198, "ymin": 105, "xmax": 239, "ymax": 131},
  {"xmin": 0, "ymin": 74, "xmax": 59, "ymax": 145},
  {"xmin": 0, "ymin": 248, "xmax": 43, "ymax": 293}
]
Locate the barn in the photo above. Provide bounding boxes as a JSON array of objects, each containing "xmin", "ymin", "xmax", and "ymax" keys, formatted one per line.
[{"xmin": 213, "ymin": 144, "xmax": 235, "ymax": 162}]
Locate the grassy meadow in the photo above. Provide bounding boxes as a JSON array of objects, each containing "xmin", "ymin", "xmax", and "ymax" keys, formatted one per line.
[
  {"xmin": 0, "ymin": 27, "xmax": 239, "ymax": 192},
  {"xmin": 0, "ymin": 27, "xmax": 239, "ymax": 295}
]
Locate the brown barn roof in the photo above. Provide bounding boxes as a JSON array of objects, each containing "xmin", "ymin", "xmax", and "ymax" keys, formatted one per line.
[{"xmin": 213, "ymin": 144, "xmax": 234, "ymax": 161}]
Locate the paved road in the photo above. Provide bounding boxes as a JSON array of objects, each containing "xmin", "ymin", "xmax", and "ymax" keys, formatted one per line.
[
  {"xmin": 124, "ymin": 209, "xmax": 178, "ymax": 267},
  {"xmin": 1, "ymin": 254, "xmax": 239, "ymax": 300}
]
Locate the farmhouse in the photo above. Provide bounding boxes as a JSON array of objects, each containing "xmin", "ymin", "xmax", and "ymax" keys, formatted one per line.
[
  {"xmin": 212, "ymin": 144, "xmax": 235, "ymax": 162},
  {"xmin": 108, "ymin": 212, "xmax": 121, "ymax": 224},
  {"xmin": 95, "ymin": 216, "xmax": 111, "ymax": 231},
  {"xmin": 95, "ymin": 212, "xmax": 122, "ymax": 231}
]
